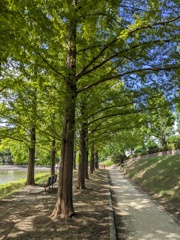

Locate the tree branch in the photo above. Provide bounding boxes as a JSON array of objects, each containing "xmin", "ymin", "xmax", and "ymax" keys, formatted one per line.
[
  {"xmin": 37, "ymin": 52, "xmax": 65, "ymax": 79},
  {"xmin": 77, "ymin": 64, "xmax": 180, "ymax": 94},
  {"xmin": 76, "ymin": 16, "xmax": 179, "ymax": 80}
]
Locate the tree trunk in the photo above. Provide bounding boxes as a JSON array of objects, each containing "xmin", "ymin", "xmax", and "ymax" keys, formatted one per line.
[
  {"xmin": 26, "ymin": 127, "xmax": 36, "ymax": 185},
  {"xmin": 84, "ymin": 128, "xmax": 89, "ymax": 179},
  {"xmin": 77, "ymin": 123, "xmax": 86, "ymax": 189},
  {"xmin": 52, "ymin": 96, "xmax": 76, "ymax": 217},
  {"xmin": 73, "ymin": 151, "xmax": 76, "ymax": 169},
  {"xmin": 90, "ymin": 144, "xmax": 95, "ymax": 174},
  {"xmin": 95, "ymin": 150, "xmax": 99, "ymax": 169},
  {"xmin": 77, "ymin": 101, "xmax": 87, "ymax": 189},
  {"xmin": 52, "ymin": 16, "xmax": 77, "ymax": 218},
  {"xmin": 85, "ymin": 149, "xmax": 89, "ymax": 179},
  {"xmin": 51, "ymin": 138, "xmax": 56, "ymax": 175}
]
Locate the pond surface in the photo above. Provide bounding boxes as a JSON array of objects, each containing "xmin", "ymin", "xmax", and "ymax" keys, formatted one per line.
[{"xmin": 0, "ymin": 166, "xmax": 50, "ymax": 184}]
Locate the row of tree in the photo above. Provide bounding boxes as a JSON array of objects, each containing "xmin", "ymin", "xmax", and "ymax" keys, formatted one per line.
[{"xmin": 0, "ymin": 0, "xmax": 179, "ymax": 217}]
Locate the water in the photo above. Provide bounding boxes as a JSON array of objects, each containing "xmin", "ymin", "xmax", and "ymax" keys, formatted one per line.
[{"xmin": 0, "ymin": 166, "xmax": 50, "ymax": 185}]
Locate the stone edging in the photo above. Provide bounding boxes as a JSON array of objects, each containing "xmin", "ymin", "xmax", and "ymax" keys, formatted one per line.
[{"xmin": 107, "ymin": 171, "xmax": 117, "ymax": 240}]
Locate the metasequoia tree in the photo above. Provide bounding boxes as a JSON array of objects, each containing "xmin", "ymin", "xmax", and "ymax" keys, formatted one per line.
[
  {"xmin": 0, "ymin": 64, "xmax": 39, "ymax": 184},
  {"xmin": 2, "ymin": 0, "xmax": 179, "ymax": 217},
  {"xmin": 145, "ymin": 93, "xmax": 175, "ymax": 147},
  {"xmin": 43, "ymin": 0, "xmax": 180, "ymax": 217},
  {"xmin": 1, "ymin": 1, "xmax": 63, "ymax": 180}
]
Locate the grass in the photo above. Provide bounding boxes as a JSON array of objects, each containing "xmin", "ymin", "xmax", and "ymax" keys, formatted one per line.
[
  {"xmin": 0, "ymin": 172, "xmax": 50, "ymax": 198},
  {"xmin": 99, "ymin": 159, "xmax": 114, "ymax": 167},
  {"xmin": 125, "ymin": 154, "xmax": 180, "ymax": 205}
]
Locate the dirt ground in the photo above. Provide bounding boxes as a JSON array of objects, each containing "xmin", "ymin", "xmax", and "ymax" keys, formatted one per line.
[{"xmin": 0, "ymin": 169, "xmax": 110, "ymax": 240}]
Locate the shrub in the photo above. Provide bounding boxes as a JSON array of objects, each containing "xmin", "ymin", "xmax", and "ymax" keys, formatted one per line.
[
  {"xmin": 99, "ymin": 159, "xmax": 113, "ymax": 167},
  {"xmin": 147, "ymin": 148, "xmax": 159, "ymax": 154},
  {"xmin": 146, "ymin": 140, "xmax": 158, "ymax": 149},
  {"xmin": 168, "ymin": 135, "xmax": 180, "ymax": 143},
  {"xmin": 134, "ymin": 146, "xmax": 144, "ymax": 153}
]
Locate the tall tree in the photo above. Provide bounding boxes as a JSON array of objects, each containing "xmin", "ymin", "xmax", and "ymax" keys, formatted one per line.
[
  {"xmin": 146, "ymin": 94, "xmax": 175, "ymax": 147},
  {"xmin": 2, "ymin": 0, "xmax": 179, "ymax": 217}
]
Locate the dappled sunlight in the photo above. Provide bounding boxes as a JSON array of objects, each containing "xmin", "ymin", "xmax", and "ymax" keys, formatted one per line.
[
  {"xmin": 108, "ymin": 167, "xmax": 180, "ymax": 240},
  {"xmin": 123, "ymin": 154, "xmax": 180, "ymax": 212},
  {"xmin": 128, "ymin": 198, "xmax": 152, "ymax": 210},
  {"xmin": 15, "ymin": 216, "xmax": 35, "ymax": 231},
  {"xmin": 0, "ymin": 170, "xmax": 109, "ymax": 239}
]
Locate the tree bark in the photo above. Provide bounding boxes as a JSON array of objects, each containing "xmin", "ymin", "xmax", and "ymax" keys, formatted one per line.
[
  {"xmin": 52, "ymin": 94, "xmax": 76, "ymax": 217},
  {"xmin": 84, "ymin": 126, "xmax": 89, "ymax": 179},
  {"xmin": 85, "ymin": 148, "xmax": 89, "ymax": 179},
  {"xmin": 52, "ymin": 15, "xmax": 77, "ymax": 218},
  {"xmin": 26, "ymin": 127, "xmax": 36, "ymax": 185},
  {"xmin": 95, "ymin": 150, "xmax": 99, "ymax": 169},
  {"xmin": 90, "ymin": 144, "xmax": 95, "ymax": 174},
  {"xmin": 77, "ymin": 122, "xmax": 87, "ymax": 189},
  {"xmin": 73, "ymin": 151, "xmax": 76, "ymax": 169},
  {"xmin": 51, "ymin": 138, "xmax": 56, "ymax": 175}
]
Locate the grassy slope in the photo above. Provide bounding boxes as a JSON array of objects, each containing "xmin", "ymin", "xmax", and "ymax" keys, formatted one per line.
[{"xmin": 125, "ymin": 154, "xmax": 180, "ymax": 206}]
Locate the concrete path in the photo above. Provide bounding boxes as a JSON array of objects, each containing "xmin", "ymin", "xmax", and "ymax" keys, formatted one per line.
[{"xmin": 108, "ymin": 166, "xmax": 180, "ymax": 240}]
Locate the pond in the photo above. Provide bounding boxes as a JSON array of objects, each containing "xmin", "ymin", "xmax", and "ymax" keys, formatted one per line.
[{"xmin": 0, "ymin": 166, "xmax": 50, "ymax": 185}]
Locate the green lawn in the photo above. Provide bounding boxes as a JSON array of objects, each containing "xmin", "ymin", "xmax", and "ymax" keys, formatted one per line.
[
  {"xmin": 0, "ymin": 172, "xmax": 50, "ymax": 198},
  {"xmin": 125, "ymin": 154, "xmax": 180, "ymax": 205}
]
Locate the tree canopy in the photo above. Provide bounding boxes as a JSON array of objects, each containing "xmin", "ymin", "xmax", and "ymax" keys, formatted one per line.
[{"xmin": 0, "ymin": 0, "xmax": 179, "ymax": 217}]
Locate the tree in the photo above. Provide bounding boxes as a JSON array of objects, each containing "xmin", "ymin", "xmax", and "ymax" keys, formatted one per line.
[
  {"xmin": 146, "ymin": 94, "xmax": 175, "ymax": 147},
  {"xmin": 1, "ymin": 0, "xmax": 180, "ymax": 217}
]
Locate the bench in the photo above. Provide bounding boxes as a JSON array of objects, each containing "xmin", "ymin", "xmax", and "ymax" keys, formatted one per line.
[{"xmin": 43, "ymin": 175, "xmax": 57, "ymax": 192}]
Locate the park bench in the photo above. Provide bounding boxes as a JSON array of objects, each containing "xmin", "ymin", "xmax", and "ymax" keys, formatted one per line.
[{"xmin": 43, "ymin": 175, "xmax": 57, "ymax": 192}]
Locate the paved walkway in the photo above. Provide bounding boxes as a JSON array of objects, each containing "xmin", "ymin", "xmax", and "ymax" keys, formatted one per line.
[{"xmin": 108, "ymin": 166, "xmax": 180, "ymax": 240}]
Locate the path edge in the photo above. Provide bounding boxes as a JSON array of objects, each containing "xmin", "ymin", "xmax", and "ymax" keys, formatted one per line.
[{"xmin": 107, "ymin": 170, "xmax": 117, "ymax": 240}]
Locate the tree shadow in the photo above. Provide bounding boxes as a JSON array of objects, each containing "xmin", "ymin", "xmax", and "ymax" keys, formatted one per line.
[{"xmin": 0, "ymin": 170, "xmax": 110, "ymax": 240}]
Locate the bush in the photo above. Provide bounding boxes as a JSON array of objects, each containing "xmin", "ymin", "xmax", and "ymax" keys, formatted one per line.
[
  {"xmin": 168, "ymin": 135, "xmax": 180, "ymax": 143},
  {"xmin": 99, "ymin": 159, "xmax": 113, "ymax": 167},
  {"xmin": 147, "ymin": 148, "xmax": 159, "ymax": 154},
  {"xmin": 134, "ymin": 146, "xmax": 144, "ymax": 153},
  {"xmin": 146, "ymin": 140, "xmax": 158, "ymax": 149},
  {"xmin": 111, "ymin": 153, "xmax": 127, "ymax": 164}
]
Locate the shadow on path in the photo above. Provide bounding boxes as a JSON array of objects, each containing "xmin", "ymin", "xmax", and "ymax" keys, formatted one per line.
[{"xmin": 108, "ymin": 166, "xmax": 180, "ymax": 240}]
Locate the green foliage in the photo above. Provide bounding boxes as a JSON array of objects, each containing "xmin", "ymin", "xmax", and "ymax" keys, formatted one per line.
[
  {"xmin": 0, "ymin": 148, "xmax": 12, "ymax": 164},
  {"xmin": 166, "ymin": 142, "xmax": 180, "ymax": 151},
  {"xmin": 35, "ymin": 149, "xmax": 51, "ymax": 166},
  {"xmin": 146, "ymin": 140, "xmax": 158, "ymax": 150},
  {"xmin": 147, "ymin": 147, "xmax": 159, "ymax": 154},
  {"xmin": 1, "ymin": 140, "xmax": 28, "ymax": 165},
  {"xmin": 168, "ymin": 135, "xmax": 180, "ymax": 143},
  {"xmin": 0, "ymin": 139, "xmax": 60, "ymax": 166},
  {"xmin": 146, "ymin": 93, "xmax": 175, "ymax": 147},
  {"xmin": 99, "ymin": 159, "xmax": 113, "ymax": 167},
  {"xmin": 0, "ymin": 0, "xmax": 180, "ymax": 201},
  {"xmin": 134, "ymin": 145, "xmax": 146, "ymax": 154},
  {"xmin": 111, "ymin": 152, "xmax": 127, "ymax": 164}
]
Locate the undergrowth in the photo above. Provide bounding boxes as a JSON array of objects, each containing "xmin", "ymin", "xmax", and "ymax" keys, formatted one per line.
[{"xmin": 99, "ymin": 159, "xmax": 114, "ymax": 167}]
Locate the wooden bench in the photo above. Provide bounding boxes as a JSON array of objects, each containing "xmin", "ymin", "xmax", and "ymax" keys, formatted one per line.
[{"xmin": 43, "ymin": 175, "xmax": 57, "ymax": 192}]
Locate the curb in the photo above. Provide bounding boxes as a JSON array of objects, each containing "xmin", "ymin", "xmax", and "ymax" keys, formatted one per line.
[{"xmin": 107, "ymin": 171, "xmax": 117, "ymax": 240}]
